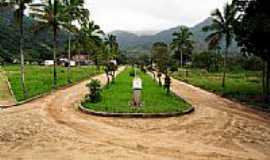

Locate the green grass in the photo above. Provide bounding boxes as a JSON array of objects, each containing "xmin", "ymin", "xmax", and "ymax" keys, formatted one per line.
[
  {"xmin": 0, "ymin": 67, "xmax": 13, "ymax": 101},
  {"xmin": 172, "ymin": 69, "xmax": 268, "ymax": 108},
  {"xmin": 3, "ymin": 65, "xmax": 102, "ymax": 101},
  {"xmin": 83, "ymin": 68, "xmax": 191, "ymax": 113}
]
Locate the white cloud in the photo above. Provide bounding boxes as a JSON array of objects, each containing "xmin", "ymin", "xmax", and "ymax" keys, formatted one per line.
[{"xmin": 85, "ymin": 0, "xmax": 229, "ymax": 32}]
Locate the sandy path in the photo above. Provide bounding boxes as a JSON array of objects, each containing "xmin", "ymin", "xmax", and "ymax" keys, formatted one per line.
[
  {"xmin": 0, "ymin": 67, "xmax": 270, "ymax": 160},
  {"xmin": 0, "ymin": 67, "xmax": 15, "ymax": 106}
]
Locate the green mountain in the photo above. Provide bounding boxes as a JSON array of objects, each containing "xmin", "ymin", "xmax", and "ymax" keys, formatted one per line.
[
  {"xmin": 0, "ymin": 6, "xmax": 68, "ymax": 63},
  {"xmin": 111, "ymin": 18, "xmax": 239, "ymax": 53}
]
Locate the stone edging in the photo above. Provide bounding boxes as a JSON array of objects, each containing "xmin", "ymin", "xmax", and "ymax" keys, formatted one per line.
[
  {"xmin": 0, "ymin": 73, "xmax": 101, "ymax": 109},
  {"xmin": 78, "ymin": 68, "xmax": 194, "ymax": 118},
  {"xmin": 0, "ymin": 68, "xmax": 17, "ymax": 104},
  {"xmin": 3, "ymin": 70, "xmax": 17, "ymax": 103},
  {"xmin": 79, "ymin": 104, "xmax": 194, "ymax": 118}
]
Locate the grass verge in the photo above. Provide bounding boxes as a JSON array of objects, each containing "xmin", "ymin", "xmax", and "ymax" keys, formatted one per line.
[
  {"xmin": 0, "ymin": 68, "xmax": 14, "ymax": 103},
  {"xmin": 172, "ymin": 69, "xmax": 269, "ymax": 108},
  {"xmin": 3, "ymin": 65, "xmax": 102, "ymax": 101},
  {"xmin": 83, "ymin": 67, "xmax": 191, "ymax": 113}
]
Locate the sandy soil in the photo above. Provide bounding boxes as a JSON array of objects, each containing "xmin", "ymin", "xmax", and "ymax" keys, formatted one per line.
[{"xmin": 0, "ymin": 67, "xmax": 270, "ymax": 160}]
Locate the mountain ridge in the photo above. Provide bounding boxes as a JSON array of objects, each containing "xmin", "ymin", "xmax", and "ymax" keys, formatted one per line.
[{"xmin": 110, "ymin": 17, "xmax": 239, "ymax": 53}]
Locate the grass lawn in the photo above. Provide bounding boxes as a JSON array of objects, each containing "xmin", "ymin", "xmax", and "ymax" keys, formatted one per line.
[
  {"xmin": 3, "ymin": 65, "xmax": 102, "ymax": 101},
  {"xmin": 172, "ymin": 69, "xmax": 268, "ymax": 107},
  {"xmin": 83, "ymin": 67, "xmax": 191, "ymax": 113}
]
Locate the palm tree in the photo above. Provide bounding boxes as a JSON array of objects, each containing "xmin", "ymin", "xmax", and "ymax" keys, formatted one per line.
[
  {"xmin": 63, "ymin": 0, "xmax": 89, "ymax": 83},
  {"xmin": 83, "ymin": 21, "xmax": 104, "ymax": 70},
  {"xmin": 71, "ymin": 21, "xmax": 91, "ymax": 67},
  {"xmin": 203, "ymin": 2, "xmax": 238, "ymax": 88},
  {"xmin": 171, "ymin": 26, "xmax": 193, "ymax": 68},
  {"xmin": 2, "ymin": 0, "xmax": 33, "ymax": 98},
  {"xmin": 84, "ymin": 21, "xmax": 104, "ymax": 46},
  {"xmin": 105, "ymin": 34, "xmax": 119, "ymax": 60},
  {"xmin": 103, "ymin": 34, "xmax": 119, "ymax": 83},
  {"xmin": 30, "ymin": 0, "xmax": 66, "ymax": 87}
]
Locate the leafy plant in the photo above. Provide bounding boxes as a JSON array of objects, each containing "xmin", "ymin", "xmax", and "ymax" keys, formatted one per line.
[
  {"xmin": 151, "ymin": 42, "xmax": 169, "ymax": 73},
  {"xmin": 86, "ymin": 79, "xmax": 102, "ymax": 103},
  {"xmin": 140, "ymin": 66, "xmax": 146, "ymax": 73},
  {"xmin": 170, "ymin": 64, "xmax": 178, "ymax": 73},
  {"xmin": 129, "ymin": 69, "xmax": 135, "ymax": 77}
]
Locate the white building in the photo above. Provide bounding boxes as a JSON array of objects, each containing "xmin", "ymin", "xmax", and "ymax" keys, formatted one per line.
[{"xmin": 44, "ymin": 60, "xmax": 54, "ymax": 66}]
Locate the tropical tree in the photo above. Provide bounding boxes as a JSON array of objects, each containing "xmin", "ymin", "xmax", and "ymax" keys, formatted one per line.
[
  {"xmin": 83, "ymin": 21, "xmax": 104, "ymax": 70},
  {"xmin": 71, "ymin": 20, "xmax": 104, "ymax": 70},
  {"xmin": 30, "ymin": 0, "xmax": 66, "ymax": 87},
  {"xmin": 151, "ymin": 42, "xmax": 170, "ymax": 85},
  {"xmin": 234, "ymin": 0, "xmax": 270, "ymax": 101},
  {"xmin": 1, "ymin": 0, "xmax": 33, "ymax": 97},
  {"xmin": 171, "ymin": 26, "xmax": 193, "ymax": 68},
  {"xmin": 203, "ymin": 1, "xmax": 238, "ymax": 88},
  {"xmin": 105, "ymin": 34, "xmax": 119, "ymax": 60},
  {"xmin": 104, "ymin": 34, "xmax": 119, "ymax": 79},
  {"xmin": 72, "ymin": 25, "xmax": 86, "ymax": 66},
  {"xmin": 63, "ymin": 0, "xmax": 89, "ymax": 83}
]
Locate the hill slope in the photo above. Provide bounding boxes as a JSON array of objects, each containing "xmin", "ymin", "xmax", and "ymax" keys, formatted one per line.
[
  {"xmin": 111, "ymin": 17, "xmax": 239, "ymax": 53},
  {"xmin": 0, "ymin": 6, "xmax": 68, "ymax": 63}
]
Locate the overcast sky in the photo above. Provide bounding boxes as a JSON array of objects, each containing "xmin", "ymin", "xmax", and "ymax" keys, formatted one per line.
[{"xmin": 85, "ymin": 0, "xmax": 229, "ymax": 33}]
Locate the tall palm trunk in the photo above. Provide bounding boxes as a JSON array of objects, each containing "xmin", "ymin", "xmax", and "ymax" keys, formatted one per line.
[
  {"xmin": 262, "ymin": 62, "xmax": 266, "ymax": 97},
  {"xmin": 266, "ymin": 60, "xmax": 270, "ymax": 102},
  {"xmin": 67, "ymin": 21, "xmax": 71, "ymax": 83},
  {"xmin": 53, "ymin": 25, "xmax": 57, "ymax": 87},
  {"xmin": 78, "ymin": 47, "xmax": 81, "ymax": 67},
  {"xmin": 19, "ymin": 2, "xmax": 26, "ymax": 98},
  {"xmin": 52, "ymin": 1, "xmax": 57, "ymax": 87},
  {"xmin": 180, "ymin": 48, "xmax": 183, "ymax": 68},
  {"xmin": 222, "ymin": 46, "xmax": 228, "ymax": 88},
  {"xmin": 94, "ymin": 56, "xmax": 99, "ymax": 71}
]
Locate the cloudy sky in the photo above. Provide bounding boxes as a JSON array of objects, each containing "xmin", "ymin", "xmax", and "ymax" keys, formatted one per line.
[{"xmin": 85, "ymin": 0, "xmax": 229, "ymax": 33}]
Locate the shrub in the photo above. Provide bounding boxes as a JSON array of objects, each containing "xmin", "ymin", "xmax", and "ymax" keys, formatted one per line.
[
  {"xmin": 164, "ymin": 75, "xmax": 171, "ymax": 94},
  {"xmin": 129, "ymin": 69, "xmax": 135, "ymax": 77},
  {"xmin": 86, "ymin": 80, "xmax": 102, "ymax": 103},
  {"xmin": 170, "ymin": 65, "xmax": 178, "ymax": 73},
  {"xmin": 192, "ymin": 51, "xmax": 222, "ymax": 72},
  {"xmin": 140, "ymin": 66, "xmax": 147, "ymax": 73}
]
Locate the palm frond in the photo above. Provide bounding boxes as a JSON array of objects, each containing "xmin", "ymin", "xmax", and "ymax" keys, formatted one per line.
[
  {"xmin": 205, "ymin": 32, "xmax": 223, "ymax": 49},
  {"xmin": 211, "ymin": 8, "xmax": 225, "ymax": 24}
]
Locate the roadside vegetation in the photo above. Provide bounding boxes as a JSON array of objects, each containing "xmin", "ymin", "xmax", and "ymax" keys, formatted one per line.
[
  {"xmin": 0, "ymin": 67, "xmax": 14, "ymax": 103},
  {"xmin": 128, "ymin": 0, "xmax": 269, "ymax": 109},
  {"xmin": 4, "ymin": 65, "xmax": 102, "ymax": 101},
  {"xmin": 83, "ymin": 68, "xmax": 191, "ymax": 113},
  {"xmin": 172, "ymin": 69, "xmax": 264, "ymax": 107}
]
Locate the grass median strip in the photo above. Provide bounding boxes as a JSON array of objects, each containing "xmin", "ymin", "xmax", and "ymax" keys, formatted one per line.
[{"xmin": 83, "ymin": 68, "xmax": 191, "ymax": 113}]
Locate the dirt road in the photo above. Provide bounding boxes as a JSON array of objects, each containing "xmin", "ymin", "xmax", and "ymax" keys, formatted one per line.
[{"xmin": 0, "ymin": 67, "xmax": 270, "ymax": 160}]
